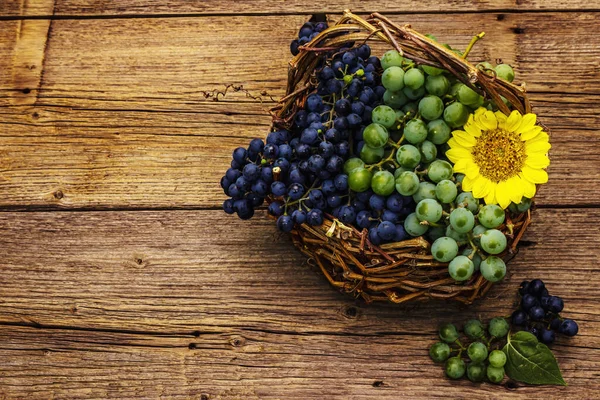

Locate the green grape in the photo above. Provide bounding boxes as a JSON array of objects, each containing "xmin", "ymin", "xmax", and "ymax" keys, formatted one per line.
[
  {"xmin": 402, "ymin": 102, "xmax": 418, "ymax": 116},
  {"xmin": 372, "ymin": 105, "xmax": 397, "ymax": 129},
  {"xmin": 445, "ymin": 357, "xmax": 466, "ymax": 379},
  {"xmin": 422, "ymin": 64, "xmax": 444, "ymax": 76},
  {"xmin": 431, "ymin": 237, "xmax": 458, "ymax": 262},
  {"xmin": 429, "ymin": 342, "xmax": 451, "ymax": 363},
  {"xmin": 455, "ymin": 191, "xmax": 479, "ymax": 213},
  {"xmin": 455, "ymin": 173, "xmax": 465, "ymax": 183},
  {"xmin": 343, "ymin": 157, "xmax": 365, "ymax": 174},
  {"xmin": 488, "ymin": 317, "xmax": 510, "ymax": 338},
  {"xmin": 404, "ymin": 212, "xmax": 429, "ymax": 237},
  {"xmin": 449, "ymin": 208, "xmax": 475, "ymax": 233},
  {"xmin": 462, "ymin": 248, "xmax": 482, "ymax": 271},
  {"xmin": 404, "ymin": 119, "xmax": 428, "ymax": 144},
  {"xmin": 426, "ymin": 119, "xmax": 451, "ymax": 145},
  {"xmin": 487, "ymin": 365, "xmax": 505, "ymax": 384},
  {"xmin": 403, "ymin": 86, "xmax": 426, "ymax": 100},
  {"xmin": 396, "ymin": 144, "xmax": 421, "ymax": 169},
  {"xmin": 404, "ymin": 68, "xmax": 425, "ymax": 90},
  {"xmin": 394, "ymin": 166, "xmax": 412, "ymax": 179},
  {"xmin": 439, "ymin": 323, "xmax": 459, "ymax": 343},
  {"xmin": 380, "ymin": 50, "xmax": 403, "ymax": 70},
  {"xmin": 395, "ymin": 171, "xmax": 420, "ymax": 196},
  {"xmin": 471, "ymin": 224, "xmax": 487, "ymax": 246},
  {"xmin": 478, "ymin": 204, "xmax": 505, "ymax": 228},
  {"xmin": 419, "ymin": 140, "xmax": 438, "ymax": 163},
  {"xmin": 449, "ymin": 82, "xmax": 462, "ymax": 97},
  {"xmin": 480, "ymin": 256, "xmax": 506, "ymax": 282},
  {"xmin": 508, "ymin": 197, "xmax": 532, "ymax": 214},
  {"xmin": 363, "ymin": 123, "xmax": 389, "ymax": 149},
  {"xmin": 425, "ymin": 74, "xmax": 450, "ymax": 96},
  {"xmin": 435, "ymin": 179, "xmax": 458, "ymax": 203},
  {"xmin": 348, "ymin": 167, "xmax": 373, "ymax": 192},
  {"xmin": 383, "ymin": 90, "xmax": 408, "ymax": 108},
  {"xmin": 427, "ymin": 159, "xmax": 453, "ymax": 183},
  {"xmin": 467, "ymin": 362, "xmax": 487, "ymax": 383},
  {"xmin": 448, "ymin": 255, "xmax": 475, "ymax": 281},
  {"xmin": 371, "ymin": 170, "xmax": 395, "ymax": 196},
  {"xmin": 495, "ymin": 63, "xmax": 515, "ymax": 82},
  {"xmin": 489, "ymin": 350, "xmax": 507, "ymax": 368},
  {"xmin": 427, "ymin": 225, "xmax": 446, "ymax": 242},
  {"xmin": 413, "ymin": 182, "xmax": 437, "ymax": 203},
  {"xmin": 456, "ymin": 84, "xmax": 482, "ymax": 106},
  {"xmin": 395, "ymin": 109, "xmax": 406, "ymax": 120},
  {"xmin": 446, "ymin": 225, "xmax": 469, "ymax": 245},
  {"xmin": 418, "ymin": 95, "xmax": 444, "ymax": 121},
  {"xmin": 360, "ymin": 144, "xmax": 384, "ymax": 163},
  {"xmin": 464, "ymin": 319, "xmax": 485, "ymax": 340},
  {"xmin": 477, "ymin": 61, "xmax": 494, "ymax": 71},
  {"xmin": 480, "ymin": 229, "xmax": 507, "ymax": 255},
  {"xmin": 416, "ymin": 199, "xmax": 443, "ymax": 223},
  {"xmin": 467, "ymin": 342, "xmax": 488, "ymax": 363},
  {"xmin": 382, "ymin": 66, "xmax": 405, "ymax": 91},
  {"xmin": 443, "ymin": 102, "xmax": 469, "ymax": 128}
]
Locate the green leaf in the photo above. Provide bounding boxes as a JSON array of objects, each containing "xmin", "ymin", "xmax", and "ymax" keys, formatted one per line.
[{"xmin": 502, "ymin": 331, "xmax": 566, "ymax": 386}]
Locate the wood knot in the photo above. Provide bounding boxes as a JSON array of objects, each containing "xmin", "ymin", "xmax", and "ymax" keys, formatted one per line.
[
  {"xmin": 512, "ymin": 26, "xmax": 526, "ymax": 34},
  {"xmin": 53, "ymin": 190, "xmax": 64, "ymax": 199},
  {"xmin": 188, "ymin": 343, "xmax": 197, "ymax": 350},
  {"xmin": 505, "ymin": 380, "xmax": 519, "ymax": 390},
  {"xmin": 372, "ymin": 380, "xmax": 384, "ymax": 387},
  {"xmin": 22, "ymin": 88, "xmax": 31, "ymax": 94},
  {"xmin": 343, "ymin": 305, "xmax": 359, "ymax": 319},
  {"xmin": 497, "ymin": 14, "xmax": 505, "ymax": 21},
  {"xmin": 200, "ymin": 394, "xmax": 210, "ymax": 400},
  {"xmin": 229, "ymin": 336, "xmax": 246, "ymax": 348}
]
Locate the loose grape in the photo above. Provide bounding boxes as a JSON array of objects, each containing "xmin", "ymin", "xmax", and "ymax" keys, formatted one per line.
[
  {"xmin": 383, "ymin": 90, "xmax": 408, "ymax": 108},
  {"xmin": 480, "ymin": 229, "xmax": 507, "ymax": 254},
  {"xmin": 488, "ymin": 317, "xmax": 510, "ymax": 338},
  {"xmin": 480, "ymin": 256, "xmax": 506, "ymax": 282},
  {"xmin": 396, "ymin": 144, "xmax": 422, "ymax": 169},
  {"xmin": 443, "ymin": 102, "xmax": 469, "ymax": 128},
  {"xmin": 404, "ymin": 212, "xmax": 429, "ymax": 237},
  {"xmin": 360, "ymin": 144, "xmax": 384, "ymax": 164},
  {"xmin": 477, "ymin": 61, "xmax": 494, "ymax": 71},
  {"xmin": 418, "ymin": 95, "xmax": 444, "ymax": 120},
  {"xmin": 445, "ymin": 225, "xmax": 469, "ymax": 245},
  {"xmin": 462, "ymin": 248, "xmax": 482, "ymax": 271},
  {"xmin": 495, "ymin": 64, "xmax": 515, "ymax": 82},
  {"xmin": 439, "ymin": 323, "xmax": 459, "ymax": 343},
  {"xmin": 429, "ymin": 342, "xmax": 451, "ymax": 363},
  {"xmin": 371, "ymin": 170, "xmax": 396, "ymax": 196},
  {"xmin": 404, "ymin": 119, "xmax": 428, "ymax": 144},
  {"xmin": 380, "ymin": 50, "xmax": 403, "ymax": 70},
  {"xmin": 382, "ymin": 66, "xmax": 405, "ymax": 91},
  {"xmin": 467, "ymin": 342, "xmax": 488, "ymax": 363},
  {"xmin": 431, "ymin": 237, "xmax": 458, "ymax": 262},
  {"xmin": 404, "ymin": 68, "xmax": 425, "ymax": 89},
  {"xmin": 425, "ymin": 74, "xmax": 450, "ymax": 96},
  {"xmin": 422, "ymin": 65, "xmax": 444, "ymax": 76},
  {"xmin": 396, "ymin": 171, "xmax": 420, "ymax": 196},
  {"xmin": 487, "ymin": 366, "xmax": 505, "ymax": 384},
  {"xmin": 456, "ymin": 191, "xmax": 479, "ymax": 213},
  {"xmin": 448, "ymin": 255, "xmax": 475, "ymax": 281},
  {"xmin": 456, "ymin": 84, "xmax": 482, "ymax": 106},
  {"xmin": 464, "ymin": 319, "xmax": 485, "ymax": 340},
  {"xmin": 467, "ymin": 363, "xmax": 487, "ymax": 383},
  {"xmin": 488, "ymin": 350, "xmax": 507, "ymax": 368},
  {"xmin": 372, "ymin": 105, "xmax": 397, "ymax": 129},
  {"xmin": 426, "ymin": 119, "xmax": 451, "ymax": 144},
  {"xmin": 449, "ymin": 208, "xmax": 475, "ymax": 233},
  {"xmin": 427, "ymin": 159, "xmax": 453, "ymax": 183},
  {"xmin": 416, "ymin": 199, "xmax": 443, "ymax": 223},
  {"xmin": 445, "ymin": 357, "xmax": 466, "ymax": 379},
  {"xmin": 559, "ymin": 319, "xmax": 579, "ymax": 337},
  {"xmin": 403, "ymin": 86, "xmax": 426, "ymax": 100},
  {"xmin": 435, "ymin": 179, "xmax": 458, "ymax": 203},
  {"xmin": 348, "ymin": 167, "xmax": 373, "ymax": 192},
  {"xmin": 344, "ymin": 157, "xmax": 365, "ymax": 174},
  {"xmin": 472, "ymin": 224, "xmax": 487, "ymax": 245},
  {"xmin": 413, "ymin": 181, "xmax": 437, "ymax": 203},
  {"xmin": 478, "ymin": 204, "xmax": 505, "ymax": 228},
  {"xmin": 419, "ymin": 140, "xmax": 438, "ymax": 163},
  {"xmin": 363, "ymin": 123, "xmax": 389, "ymax": 148}
]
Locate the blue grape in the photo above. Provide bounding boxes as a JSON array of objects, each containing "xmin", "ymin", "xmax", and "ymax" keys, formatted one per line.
[
  {"xmin": 356, "ymin": 210, "xmax": 373, "ymax": 229},
  {"xmin": 309, "ymin": 189, "xmax": 324, "ymax": 202},
  {"xmin": 334, "ymin": 174, "xmax": 349, "ymax": 191},
  {"xmin": 339, "ymin": 205, "xmax": 356, "ymax": 224},
  {"xmin": 559, "ymin": 319, "xmax": 579, "ymax": 336},
  {"xmin": 335, "ymin": 98, "xmax": 352, "ymax": 116},
  {"xmin": 369, "ymin": 194, "xmax": 386, "ymax": 211},
  {"xmin": 292, "ymin": 209, "xmax": 306, "ymax": 224},
  {"xmin": 381, "ymin": 209, "xmax": 400, "ymax": 223},
  {"xmin": 271, "ymin": 181, "xmax": 287, "ymax": 197},
  {"xmin": 232, "ymin": 147, "xmax": 247, "ymax": 165},
  {"xmin": 242, "ymin": 164, "xmax": 261, "ymax": 182},
  {"xmin": 268, "ymin": 201, "xmax": 284, "ymax": 217},
  {"xmin": 377, "ymin": 221, "xmax": 396, "ymax": 241},
  {"xmin": 277, "ymin": 215, "xmax": 294, "ymax": 232},
  {"xmin": 394, "ymin": 225, "xmax": 408, "ymax": 241},
  {"xmin": 227, "ymin": 184, "xmax": 242, "ymax": 199},
  {"xmin": 287, "ymin": 183, "xmax": 305, "ymax": 200},
  {"xmin": 368, "ymin": 227, "xmax": 382, "ymax": 245},
  {"xmin": 307, "ymin": 209, "xmax": 324, "ymax": 226},
  {"xmin": 223, "ymin": 199, "xmax": 235, "ymax": 214},
  {"xmin": 327, "ymin": 194, "xmax": 343, "ymax": 208},
  {"xmin": 263, "ymin": 144, "xmax": 279, "ymax": 159},
  {"xmin": 251, "ymin": 180, "xmax": 268, "ymax": 196},
  {"xmin": 386, "ymin": 193, "xmax": 404, "ymax": 212},
  {"xmin": 306, "ymin": 94, "xmax": 324, "ymax": 112}
]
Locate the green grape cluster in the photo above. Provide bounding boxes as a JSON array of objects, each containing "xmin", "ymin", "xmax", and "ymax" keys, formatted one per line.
[{"xmin": 430, "ymin": 317, "xmax": 510, "ymax": 384}]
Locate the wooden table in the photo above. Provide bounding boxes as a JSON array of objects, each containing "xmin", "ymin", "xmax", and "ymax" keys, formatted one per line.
[{"xmin": 1, "ymin": 1, "xmax": 599, "ymax": 398}]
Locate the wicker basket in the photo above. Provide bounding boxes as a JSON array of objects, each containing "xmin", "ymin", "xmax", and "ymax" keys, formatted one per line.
[{"xmin": 268, "ymin": 10, "xmax": 534, "ymax": 305}]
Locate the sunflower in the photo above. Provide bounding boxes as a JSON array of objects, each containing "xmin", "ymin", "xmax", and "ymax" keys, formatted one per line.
[{"xmin": 446, "ymin": 107, "xmax": 550, "ymax": 209}]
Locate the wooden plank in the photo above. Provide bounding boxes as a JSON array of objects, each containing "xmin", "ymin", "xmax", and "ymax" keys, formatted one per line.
[
  {"xmin": 0, "ymin": 0, "xmax": 54, "ymax": 17},
  {"xmin": 0, "ymin": 208, "xmax": 599, "ymax": 398}
]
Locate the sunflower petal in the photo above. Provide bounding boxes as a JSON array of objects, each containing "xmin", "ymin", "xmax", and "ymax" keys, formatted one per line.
[
  {"xmin": 479, "ymin": 110, "xmax": 498, "ymax": 130},
  {"xmin": 452, "ymin": 158, "xmax": 470, "ymax": 174},
  {"xmin": 507, "ymin": 176, "xmax": 525, "ymax": 204},
  {"xmin": 526, "ymin": 140, "xmax": 551, "ymax": 154},
  {"xmin": 484, "ymin": 184, "xmax": 497, "ymax": 205},
  {"xmin": 518, "ymin": 113, "xmax": 537, "ymax": 132},
  {"xmin": 506, "ymin": 110, "xmax": 523, "ymax": 132},
  {"xmin": 520, "ymin": 125, "xmax": 543, "ymax": 141},
  {"xmin": 525, "ymin": 153, "xmax": 550, "ymax": 169},
  {"xmin": 495, "ymin": 180, "xmax": 512, "ymax": 209},
  {"xmin": 462, "ymin": 175, "xmax": 476, "ymax": 192},
  {"xmin": 452, "ymin": 130, "xmax": 477, "ymax": 147},
  {"xmin": 472, "ymin": 175, "xmax": 492, "ymax": 198},
  {"xmin": 494, "ymin": 111, "xmax": 508, "ymax": 130},
  {"xmin": 464, "ymin": 160, "xmax": 480, "ymax": 178},
  {"xmin": 446, "ymin": 147, "xmax": 473, "ymax": 163},
  {"xmin": 522, "ymin": 165, "xmax": 549, "ymax": 184},
  {"xmin": 519, "ymin": 174, "xmax": 537, "ymax": 198}
]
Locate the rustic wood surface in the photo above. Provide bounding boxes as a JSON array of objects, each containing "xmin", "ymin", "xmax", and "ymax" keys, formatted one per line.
[{"xmin": 1, "ymin": 1, "xmax": 599, "ymax": 399}]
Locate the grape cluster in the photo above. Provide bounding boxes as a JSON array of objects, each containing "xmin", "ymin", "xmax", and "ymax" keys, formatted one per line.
[
  {"xmin": 290, "ymin": 21, "xmax": 329, "ymax": 56},
  {"xmin": 511, "ymin": 279, "xmax": 579, "ymax": 344},
  {"xmin": 430, "ymin": 318, "xmax": 510, "ymax": 383}
]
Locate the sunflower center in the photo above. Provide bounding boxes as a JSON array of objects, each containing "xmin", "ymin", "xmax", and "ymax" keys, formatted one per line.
[{"xmin": 471, "ymin": 128, "xmax": 526, "ymax": 183}]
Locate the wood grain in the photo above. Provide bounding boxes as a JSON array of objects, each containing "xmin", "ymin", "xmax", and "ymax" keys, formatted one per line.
[{"xmin": 0, "ymin": 208, "xmax": 599, "ymax": 398}]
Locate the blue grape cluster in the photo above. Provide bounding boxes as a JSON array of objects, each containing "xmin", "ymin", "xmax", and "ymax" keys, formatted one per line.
[
  {"xmin": 290, "ymin": 21, "xmax": 329, "ymax": 56},
  {"xmin": 511, "ymin": 279, "xmax": 579, "ymax": 344}
]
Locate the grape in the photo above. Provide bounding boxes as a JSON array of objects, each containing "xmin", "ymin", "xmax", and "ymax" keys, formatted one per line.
[
  {"xmin": 404, "ymin": 212, "xmax": 429, "ymax": 237},
  {"xmin": 232, "ymin": 147, "xmax": 247, "ymax": 165},
  {"xmin": 277, "ymin": 215, "xmax": 294, "ymax": 232},
  {"xmin": 445, "ymin": 225, "xmax": 469, "ymax": 245},
  {"xmin": 381, "ymin": 66, "xmax": 405, "ymax": 91},
  {"xmin": 380, "ymin": 50, "xmax": 403, "ymax": 70},
  {"xmin": 480, "ymin": 256, "xmax": 506, "ymax": 282},
  {"xmin": 404, "ymin": 68, "xmax": 425, "ymax": 89},
  {"xmin": 383, "ymin": 90, "xmax": 408, "ymax": 108},
  {"xmin": 363, "ymin": 123, "xmax": 389, "ymax": 148},
  {"xmin": 429, "ymin": 342, "xmax": 451, "ymax": 363},
  {"xmin": 377, "ymin": 221, "xmax": 396, "ymax": 241},
  {"xmin": 222, "ymin": 199, "xmax": 235, "ymax": 214},
  {"xmin": 422, "ymin": 64, "xmax": 444, "ymax": 76},
  {"xmin": 464, "ymin": 319, "xmax": 485, "ymax": 340},
  {"xmin": 449, "ymin": 208, "xmax": 475, "ymax": 233},
  {"xmin": 427, "ymin": 159, "xmax": 453, "ymax": 183},
  {"xmin": 456, "ymin": 191, "xmax": 479, "ymax": 213},
  {"xmin": 559, "ymin": 319, "xmax": 579, "ymax": 336},
  {"xmin": 435, "ymin": 180, "xmax": 458, "ymax": 203},
  {"xmin": 403, "ymin": 86, "xmax": 426, "ymax": 100},
  {"xmin": 511, "ymin": 310, "xmax": 528, "ymax": 326},
  {"xmin": 528, "ymin": 279, "xmax": 545, "ymax": 296},
  {"xmin": 549, "ymin": 296, "xmax": 564, "ymax": 313},
  {"xmin": 439, "ymin": 323, "xmax": 459, "ymax": 343},
  {"xmin": 308, "ymin": 154, "xmax": 326, "ymax": 173},
  {"xmin": 404, "ymin": 119, "xmax": 428, "ymax": 144},
  {"xmin": 348, "ymin": 168, "xmax": 373, "ymax": 192},
  {"xmin": 480, "ymin": 229, "xmax": 507, "ymax": 254},
  {"xmin": 508, "ymin": 197, "xmax": 532, "ymax": 213},
  {"xmin": 418, "ymin": 95, "xmax": 444, "ymax": 120},
  {"xmin": 487, "ymin": 366, "xmax": 505, "ymax": 384},
  {"xmin": 431, "ymin": 237, "xmax": 459, "ymax": 262},
  {"xmin": 495, "ymin": 64, "xmax": 515, "ymax": 82},
  {"xmin": 344, "ymin": 157, "xmax": 365, "ymax": 174},
  {"xmin": 396, "ymin": 144, "xmax": 422, "ymax": 169},
  {"xmin": 287, "ymin": 183, "xmax": 305, "ymax": 200},
  {"xmin": 416, "ymin": 199, "xmax": 443, "ymax": 223},
  {"xmin": 467, "ymin": 363, "xmax": 486, "ymax": 383},
  {"xmin": 478, "ymin": 204, "xmax": 505, "ymax": 228},
  {"xmin": 292, "ymin": 209, "xmax": 306, "ymax": 224},
  {"xmin": 477, "ymin": 61, "xmax": 494, "ymax": 71},
  {"xmin": 306, "ymin": 94, "xmax": 324, "ymax": 112},
  {"xmin": 425, "ymin": 75, "xmax": 450, "ymax": 96},
  {"xmin": 426, "ymin": 119, "xmax": 451, "ymax": 145},
  {"xmin": 445, "ymin": 357, "xmax": 466, "ymax": 379},
  {"xmin": 306, "ymin": 209, "xmax": 324, "ymax": 226},
  {"xmin": 395, "ymin": 171, "xmax": 420, "ymax": 196},
  {"xmin": 456, "ymin": 84, "xmax": 482, "ymax": 106},
  {"xmin": 443, "ymin": 102, "xmax": 469, "ymax": 128},
  {"xmin": 372, "ymin": 171, "xmax": 396, "ymax": 196},
  {"xmin": 489, "ymin": 317, "xmax": 510, "ymax": 337},
  {"xmin": 472, "ymin": 224, "xmax": 487, "ymax": 245},
  {"xmin": 448, "ymin": 255, "xmax": 475, "ymax": 281},
  {"xmin": 371, "ymin": 105, "xmax": 397, "ymax": 129},
  {"xmin": 462, "ymin": 248, "xmax": 482, "ymax": 271},
  {"xmin": 540, "ymin": 329, "xmax": 556, "ymax": 345},
  {"xmin": 402, "ymin": 101, "xmax": 418, "ymax": 116},
  {"xmin": 419, "ymin": 140, "xmax": 438, "ymax": 163},
  {"xmin": 489, "ymin": 350, "xmax": 507, "ymax": 368},
  {"xmin": 521, "ymin": 294, "xmax": 538, "ymax": 311},
  {"xmin": 413, "ymin": 181, "xmax": 437, "ymax": 203},
  {"xmin": 529, "ymin": 306, "xmax": 545, "ymax": 321},
  {"xmin": 467, "ymin": 342, "xmax": 488, "ymax": 363},
  {"xmin": 360, "ymin": 144, "xmax": 385, "ymax": 163}
]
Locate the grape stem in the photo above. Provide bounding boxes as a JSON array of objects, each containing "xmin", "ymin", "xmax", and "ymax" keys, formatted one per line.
[
  {"xmin": 365, "ymin": 134, "xmax": 405, "ymax": 171},
  {"xmin": 462, "ymin": 32, "xmax": 486, "ymax": 59}
]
